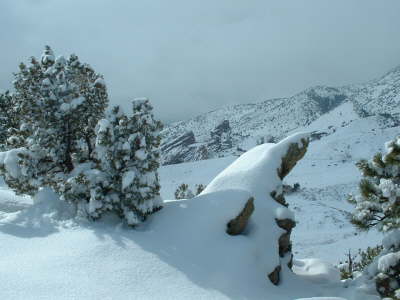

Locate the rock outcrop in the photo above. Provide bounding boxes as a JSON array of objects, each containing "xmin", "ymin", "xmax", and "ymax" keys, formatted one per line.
[
  {"xmin": 268, "ymin": 137, "xmax": 309, "ymax": 285},
  {"xmin": 226, "ymin": 197, "xmax": 254, "ymax": 235},
  {"xmin": 208, "ymin": 120, "xmax": 232, "ymax": 152},
  {"xmin": 161, "ymin": 131, "xmax": 209, "ymax": 165}
]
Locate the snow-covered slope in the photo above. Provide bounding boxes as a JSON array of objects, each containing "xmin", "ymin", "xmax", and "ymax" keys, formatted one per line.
[
  {"xmin": 161, "ymin": 66, "xmax": 400, "ymax": 164},
  {"xmin": 0, "ymin": 133, "xmax": 383, "ymax": 300},
  {"xmin": 160, "ymin": 113, "xmax": 400, "ymax": 267},
  {"xmin": 348, "ymin": 65, "xmax": 400, "ymax": 116},
  {"xmin": 162, "ymin": 86, "xmax": 347, "ymax": 163}
]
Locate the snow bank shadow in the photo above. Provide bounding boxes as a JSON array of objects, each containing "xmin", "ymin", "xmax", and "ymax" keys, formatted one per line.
[
  {"xmin": 86, "ymin": 214, "xmax": 132, "ymax": 249},
  {"xmin": 0, "ymin": 208, "xmax": 60, "ymax": 238},
  {"xmin": 85, "ymin": 194, "xmax": 320, "ymax": 300},
  {"xmin": 80, "ymin": 193, "xmax": 267, "ymax": 299},
  {"xmin": 0, "ymin": 188, "xmax": 31, "ymax": 213},
  {"xmin": 0, "ymin": 189, "xmax": 75, "ymax": 238}
]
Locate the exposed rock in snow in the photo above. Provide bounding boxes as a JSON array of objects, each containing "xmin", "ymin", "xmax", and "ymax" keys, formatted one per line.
[
  {"xmin": 208, "ymin": 119, "xmax": 232, "ymax": 152},
  {"xmin": 203, "ymin": 132, "xmax": 310, "ymax": 285},
  {"xmin": 161, "ymin": 131, "xmax": 209, "ymax": 165},
  {"xmin": 226, "ymin": 196, "xmax": 254, "ymax": 235}
]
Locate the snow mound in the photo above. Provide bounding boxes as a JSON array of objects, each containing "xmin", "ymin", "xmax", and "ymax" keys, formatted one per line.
[
  {"xmin": 201, "ymin": 132, "xmax": 309, "ymax": 283},
  {"xmin": 293, "ymin": 258, "xmax": 340, "ymax": 284},
  {"xmin": 0, "ymin": 188, "xmax": 75, "ymax": 238},
  {"xmin": 0, "ymin": 188, "xmax": 31, "ymax": 213},
  {"xmin": 377, "ymin": 251, "xmax": 400, "ymax": 273},
  {"xmin": 203, "ymin": 132, "xmax": 309, "ymax": 200}
]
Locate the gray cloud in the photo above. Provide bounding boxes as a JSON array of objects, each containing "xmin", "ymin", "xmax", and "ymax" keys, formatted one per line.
[{"xmin": 1, "ymin": 0, "xmax": 400, "ymax": 122}]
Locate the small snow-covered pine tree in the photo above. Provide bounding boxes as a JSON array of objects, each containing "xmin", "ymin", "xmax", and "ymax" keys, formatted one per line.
[
  {"xmin": 130, "ymin": 99, "xmax": 163, "ymax": 219},
  {"xmin": 95, "ymin": 106, "xmax": 139, "ymax": 223},
  {"xmin": 349, "ymin": 136, "xmax": 400, "ymax": 298},
  {"xmin": 174, "ymin": 183, "xmax": 194, "ymax": 199},
  {"xmin": 349, "ymin": 136, "xmax": 400, "ymax": 232},
  {"xmin": 92, "ymin": 102, "xmax": 163, "ymax": 225}
]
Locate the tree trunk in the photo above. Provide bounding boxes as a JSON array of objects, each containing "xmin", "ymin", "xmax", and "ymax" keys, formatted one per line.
[{"xmin": 64, "ymin": 119, "xmax": 74, "ymax": 173}]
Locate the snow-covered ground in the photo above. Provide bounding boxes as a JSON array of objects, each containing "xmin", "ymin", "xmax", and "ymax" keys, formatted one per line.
[
  {"xmin": 2, "ymin": 134, "xmax": 362, "ymax": 300},
  {"xmin": 160, "ymin": 112, "xmax": 399, "ymax": 267},
  {"xmin": 1, "ymin": 101, "xmax": 398, "ymax": 299}
]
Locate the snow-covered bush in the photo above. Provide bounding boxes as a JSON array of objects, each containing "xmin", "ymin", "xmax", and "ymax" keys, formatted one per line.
[
  {"xmin": 338, "ymin": 245, "xmax": 383, "ymax": 279},
  {"xmin": 174, "ymin": 183, "xmax": 194, "ymax": 199},
  {"xmin": 256, "ymin": 134, "xmax": 276, "ymax": 145},
  {"xmin": 195, "ymin": 183, "xmax": 206, "ymax": 195},
  {"xmin": 352, "ymin": 231, "xmax": 400, "ymax": 299},
  {"xmin": 348, "ymin": 136, "xmax": 400, "ymax": 298},
  {"xmin": 174, "ymin": 183, "xmax": 206, "ymax": 199},
  {"xmin": 349, "ymin": 136, "xmax": 400, "ymax": 232},
  {"xmin": 282, "ymin": 182, "xmax": 300, "ymax": 194}
]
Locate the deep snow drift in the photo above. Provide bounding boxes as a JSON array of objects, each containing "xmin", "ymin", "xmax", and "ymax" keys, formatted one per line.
[{"xmin": 0, "ymin": 133, "xmax": 384, "ymax": 299}]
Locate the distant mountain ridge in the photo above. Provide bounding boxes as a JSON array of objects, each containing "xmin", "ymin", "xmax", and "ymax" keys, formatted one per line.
[{"xmin": 161, "ymin": 65, "xmax": 400, "ymax": 165}]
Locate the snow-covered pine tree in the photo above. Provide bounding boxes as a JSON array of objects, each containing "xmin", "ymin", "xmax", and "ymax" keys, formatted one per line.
[
  {"xmin": 129, "ymin": 98, "xmax": 163, "ymax": 219},
  {"xmin": 93, "ymin": 101, "xmax": 163, "ymax": 225},
  {"xmin": 174, "ymin": 183, "xmax": 194, "ymax": 199},
  {"xmin": 349, "ymin": 136, "xmax": 400, "ymax": 232},
  {"xmin": 58, "ymin": 162, "xmax": 111, "ymax": 220},
  {"xmin": 349, "ymin": 136, "xmax": 400, "ymax": 299},
  {"xmin": 0, "ymin": 91, "xmax": 17, "ymax": 150},
  {"xmin": 65, "ymin": 54, "xmax": 108, "ymax": 161},
  {"xmin": 1, "ymin": 46, "xmax": 108, "ymax": 195}
]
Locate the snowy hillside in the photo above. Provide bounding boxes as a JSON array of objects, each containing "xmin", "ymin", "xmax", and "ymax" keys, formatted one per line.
[
  {"xmin": 161, "ymin": 113, "xmax": 400, "ymax": 265},
  {"xmin": 161, "ymin": 86, "xmax": 347, "ymax": 164},
  {"xmin": 1, "ymin": 109, "xmax": 398, "ymax": 299},
  {"xmin": 161, "ymin": 66, "xmax": 400, "ymax": 164},
  {"xmin": 348, "ymin": 65, "xmax": 400, "ymax": 116},
  {"xmin": 1, "ymin": 133, "xmax": 384, "ymax": 300}
]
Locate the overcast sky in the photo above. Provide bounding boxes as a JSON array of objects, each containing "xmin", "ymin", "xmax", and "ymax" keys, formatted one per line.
[{"xmin": 1, "ymin": 1, "xmax": 400, "ymax": 123}]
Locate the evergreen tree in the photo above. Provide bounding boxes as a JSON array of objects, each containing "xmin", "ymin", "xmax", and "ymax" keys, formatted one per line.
[
  {"xmin": 0, "ymin": 91, "xmax": 18, "ymax": 150},
  {"xmin": 2, "ymin": 46, "xmax": 108, "ymax": 195},
  {"xmin": 195, "ymin": 184, "xmax": 206, "ymax": 196},
  {"xmin": 129, "ymin": 99, "xmax": 163, "ymax": 218},
  {"xmin": 174, "ymin": 183, "xmax": 206, "ymax": 199},
  {"xmin": 349, "ymin": 136, "xmax": 400, "ymax": 232},
  {"xmin": 174, "ymin": 183, "xmax": 194, "ymax": 199},
  {"xmin": 90, "ymin": 102, "xmax": 163, "ymax": 225},
  {"xmin": 349, "ymin": 136, "xmax": 400, "ymax": 299},
  {"xmin": 58, "ymin": 162, "xmax": 112, "ymax": 220}
]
